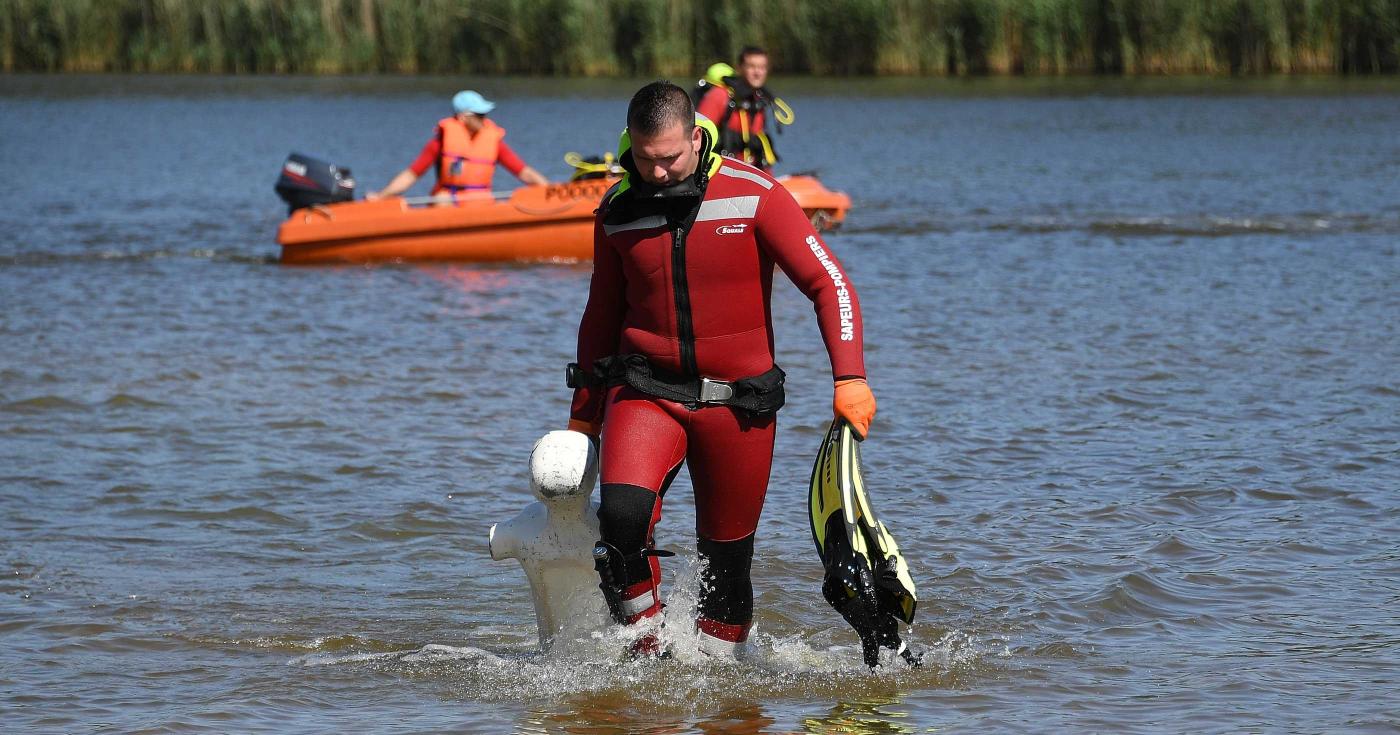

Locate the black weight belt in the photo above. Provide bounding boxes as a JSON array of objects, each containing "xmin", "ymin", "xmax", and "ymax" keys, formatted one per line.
[{"xmin": 567, "ymin": 354, "xmax": 785, "ymax": 415}]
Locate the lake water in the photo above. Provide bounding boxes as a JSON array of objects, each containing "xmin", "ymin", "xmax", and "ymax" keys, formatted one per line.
[{"xmin": 2, "ymin": 74, "xmax": 1398, "ymax": 734}]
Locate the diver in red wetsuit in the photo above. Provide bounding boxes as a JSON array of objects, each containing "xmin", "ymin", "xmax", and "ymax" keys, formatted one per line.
[
  {"xmin": 565, "ymin": 81, "xmax": 877, "ymax": 658},
  {"xmin": 695, "ymin": 46, "xmax": 790, "ymax": 170}
]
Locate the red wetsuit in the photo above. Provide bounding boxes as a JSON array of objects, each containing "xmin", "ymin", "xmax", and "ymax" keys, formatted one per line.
[
  {"xmin": 696, "ymin": 84, "xmax": 776, "ymax": 168},
  {"xmin": 696, "ymin": 86, "xmax": 767, "ymax": 144},
  {"xmin": 571, "ymin": 151, "xmax": 864, "ymax": 648}
]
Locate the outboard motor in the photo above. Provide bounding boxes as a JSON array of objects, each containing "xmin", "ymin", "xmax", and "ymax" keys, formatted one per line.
[{"xmin": 275, "ymin": 152, "xmax": 355, "ymax": 213}]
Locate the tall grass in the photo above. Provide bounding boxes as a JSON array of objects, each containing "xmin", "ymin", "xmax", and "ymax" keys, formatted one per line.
[{"xmin": 3, "ymin": 0, "xmax": 1397, "ymax": 74}]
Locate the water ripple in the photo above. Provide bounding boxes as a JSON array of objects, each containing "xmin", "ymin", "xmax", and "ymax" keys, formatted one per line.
[{"xmin": 4, "ymin": 82, "xmax": 1399, "ymax": 734}]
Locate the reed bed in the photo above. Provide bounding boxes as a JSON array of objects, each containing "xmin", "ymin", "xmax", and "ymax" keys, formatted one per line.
[{"xmin": 3, "ymin": 0, "xmax": 1397, "ymax": 75}]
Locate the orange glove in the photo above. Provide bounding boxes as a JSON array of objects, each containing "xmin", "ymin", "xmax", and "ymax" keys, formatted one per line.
[
  {"xmin": 833, "ymin": 378, "xmax": 876, "ymax": 439},
  {"xmin": 567, "ymin": 418, "xmax": 601, "ymax": 438}
]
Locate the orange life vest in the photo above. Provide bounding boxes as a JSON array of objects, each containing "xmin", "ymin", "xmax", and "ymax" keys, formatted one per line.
[{"xmin": 434, "ymin": 117, "xmax": 506, "ymax": 197}]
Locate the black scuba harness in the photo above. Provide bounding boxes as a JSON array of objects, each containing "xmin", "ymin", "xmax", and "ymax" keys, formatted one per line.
[
  {"xmin": 567, "ymin": 132, "xmax": 787, "ymax": 416},
  {"xmin": 709, "ymin": 79, "xmax": 782, "ymax": 164},
  {"xmin": 568, "ymin": 355, "xmax": 786, "ymax": 416}
]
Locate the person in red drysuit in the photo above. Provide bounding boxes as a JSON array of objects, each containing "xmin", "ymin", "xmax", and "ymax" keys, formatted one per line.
[
  {"xmin": 695, "ymin": 45, "xmax": 786, "ymax": 170},
  {"xmin": 367, "ymin": 90, "xmax": 547, "ymax": 203},
  {"xmin": 565, "ymin": 81, "xmax": 876, "ymax": 658}
]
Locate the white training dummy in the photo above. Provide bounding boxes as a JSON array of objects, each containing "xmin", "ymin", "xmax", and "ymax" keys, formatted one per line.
[{"xmin": 488, "ymin": 430, "xmax": 609, "ymax": 651}]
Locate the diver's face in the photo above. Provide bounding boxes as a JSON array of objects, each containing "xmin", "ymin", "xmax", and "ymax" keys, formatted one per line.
[
  {"xmin": 740, "ymin": 54, "xmax": 769, "ymax": 88},
  {"xmin": 629, "ymin": 121, "xmax": 702, "ymax": 187}
]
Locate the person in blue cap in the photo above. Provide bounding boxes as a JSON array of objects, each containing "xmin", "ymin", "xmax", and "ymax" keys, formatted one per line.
[{"xmin": 368, "ymin": 90, "xmax": 548, "ymax": 202}]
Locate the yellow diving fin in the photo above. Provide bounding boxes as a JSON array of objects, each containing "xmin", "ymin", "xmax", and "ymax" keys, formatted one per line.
[{"xmin": 808, "ymin": 419, "xmax": 920, "ymax": 667}]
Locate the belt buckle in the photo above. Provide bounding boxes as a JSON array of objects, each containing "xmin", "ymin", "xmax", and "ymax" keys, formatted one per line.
[{"xmin": 698, "ymin": 377, "xmax": 735, "ymax": 404}]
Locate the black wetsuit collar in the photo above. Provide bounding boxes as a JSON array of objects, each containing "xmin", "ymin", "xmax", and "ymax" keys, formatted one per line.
[
  {"xmin": 616, "ymin": 149, "xmax": 707, "ymax": 202},
  {"xmin": 606, "ymin": 139, "xmax": 714, "ymax": 229}
]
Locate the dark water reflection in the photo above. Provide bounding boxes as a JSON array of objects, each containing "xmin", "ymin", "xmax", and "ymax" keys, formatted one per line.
[{"xmin": 2, "ymin": 75, "xmax": 1398, "ymax": 733}]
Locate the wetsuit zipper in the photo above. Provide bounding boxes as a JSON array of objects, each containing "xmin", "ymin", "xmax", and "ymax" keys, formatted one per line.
[{"xmin": 671, "ymin": 224, "xmax": 699, "ymax": 380}]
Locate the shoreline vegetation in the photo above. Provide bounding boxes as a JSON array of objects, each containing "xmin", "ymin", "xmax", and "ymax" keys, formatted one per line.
[{"xmin": 3, "ymin": 0, "xmax": 1398, "ymax": 76}]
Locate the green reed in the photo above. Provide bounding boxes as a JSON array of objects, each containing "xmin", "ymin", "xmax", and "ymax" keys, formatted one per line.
[{"xmin": 3, "ymin": 0, "xmax": 1397, "ymax": 74}]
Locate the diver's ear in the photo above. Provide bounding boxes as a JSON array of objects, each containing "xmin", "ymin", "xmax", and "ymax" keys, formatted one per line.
[{"xmin": 691, "ymin": 125, "xmax": 703, "ymax": 154}]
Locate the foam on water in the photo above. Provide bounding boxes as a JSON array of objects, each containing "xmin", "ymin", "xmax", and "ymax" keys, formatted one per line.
[
  {"xmin": 287, "ymin": 629, "xmax": 986, "ymax": 706},
  {"xmin": 286, "ymin": 560, "xmax": 989, "ymax": 707},
  {"xmin": 4, "ymin": 77, "xmax": 1398, "ymax": 734}
]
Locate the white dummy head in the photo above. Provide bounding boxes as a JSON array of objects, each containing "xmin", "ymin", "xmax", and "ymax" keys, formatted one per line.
[{"xmin": 528, "ymin": 430, "xmax": 599, "ymax": 501}]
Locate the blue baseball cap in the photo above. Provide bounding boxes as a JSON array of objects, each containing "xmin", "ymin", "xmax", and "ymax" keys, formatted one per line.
[{"xmin": 452, "ymin": 90, "xmax": 496, "ymax": 115}]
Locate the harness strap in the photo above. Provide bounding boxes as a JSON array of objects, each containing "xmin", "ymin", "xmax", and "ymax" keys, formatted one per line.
[
  {"xmin": 568, "ymin": 354, "xmax": 786, "ymax": 415},
  {"xmin": 592, "ymin": 542, "xmax": 676, "ymax": 625}
]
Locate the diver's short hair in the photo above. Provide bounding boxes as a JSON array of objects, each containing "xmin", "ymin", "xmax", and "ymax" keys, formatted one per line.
[
  {"xmin": 738, "ymin": 45, "xmax": 768, "ymax": 65},
  {"xmin": 626, "ymin": 81, "xmax": 694, "ymax": 136}
]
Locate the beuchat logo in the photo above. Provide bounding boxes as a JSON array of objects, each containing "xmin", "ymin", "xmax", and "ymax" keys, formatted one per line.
[{"xmin": 715, "ymin": 223, "xmax": 749, "ymax": 235}]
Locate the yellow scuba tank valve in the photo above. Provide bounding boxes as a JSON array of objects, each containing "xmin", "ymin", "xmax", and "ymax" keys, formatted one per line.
[
  {"xmin": 565, "ymin": 151, "xmax": 624, "ymax": 182},
  {"xmin": 773, "ymin": 96, "xmax": 795, "ymax": 126}
]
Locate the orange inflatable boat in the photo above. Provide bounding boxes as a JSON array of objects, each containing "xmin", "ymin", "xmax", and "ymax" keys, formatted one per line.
[{"xmin": 275, "ymin": 174, "xmax": 851, "ymax": 265}]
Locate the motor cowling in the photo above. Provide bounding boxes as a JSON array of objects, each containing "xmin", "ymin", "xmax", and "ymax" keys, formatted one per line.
[{"xmin": 275, "ymin": 153, "xmax": 355, "ymax": 213}]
